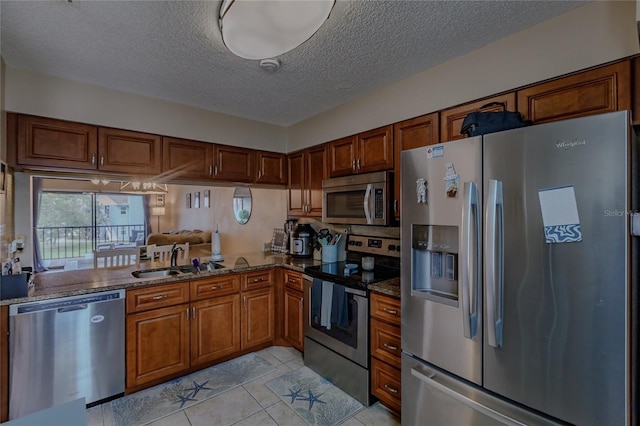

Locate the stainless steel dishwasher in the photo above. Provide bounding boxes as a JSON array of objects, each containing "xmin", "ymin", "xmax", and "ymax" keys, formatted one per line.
[{"xmin": 9, "ymin": 290, "xmax": 125, "ymax": 419}]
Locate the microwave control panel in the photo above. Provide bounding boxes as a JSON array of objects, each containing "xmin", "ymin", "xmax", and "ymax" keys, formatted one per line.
[{"xmin": 374, "ymin": 188, "xmax": 384, "ymax": 219}]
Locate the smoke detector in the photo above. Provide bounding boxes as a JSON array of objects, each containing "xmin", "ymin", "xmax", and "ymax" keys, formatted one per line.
[{"xmin": 259, "ymin": 58, "xmax": 281, "ymax": 72}]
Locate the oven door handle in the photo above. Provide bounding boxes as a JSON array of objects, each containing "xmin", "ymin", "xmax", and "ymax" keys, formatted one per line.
[{"xmin": 302, "ymin": 275, "xmax": 367, "ymax": 297}]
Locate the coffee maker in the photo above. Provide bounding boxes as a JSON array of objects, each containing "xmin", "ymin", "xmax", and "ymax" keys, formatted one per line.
[{"xmin": 284, "ymin": 219, "xmax": 298, "ymax": 255}]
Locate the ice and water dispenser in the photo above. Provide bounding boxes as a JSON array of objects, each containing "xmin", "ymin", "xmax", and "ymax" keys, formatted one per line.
[{"xmin": 411, "ymin": 224, "xmax": 459, "ymax": 306}]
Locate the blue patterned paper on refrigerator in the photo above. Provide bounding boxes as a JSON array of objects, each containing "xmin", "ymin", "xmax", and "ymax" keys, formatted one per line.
[{"xmin": 538, "ymin": 185, "xmax": 582, "ymax": 243}]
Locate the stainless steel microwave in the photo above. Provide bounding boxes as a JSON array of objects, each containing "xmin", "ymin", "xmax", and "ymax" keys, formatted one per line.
[{"xmin": 322, "ymin": 171, "xmax": 393, "ymax": 225}]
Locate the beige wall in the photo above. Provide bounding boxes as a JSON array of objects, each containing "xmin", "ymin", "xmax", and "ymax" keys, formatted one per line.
[
  {"xmin": 4, "ymin": 69, "xmax": 287, "ymax": 153},
  {"xmin": 287, "ymin": 1, "xmax": 640, "ymax": 151},
  {"xmin": 160, "ymin": 184, "xmax": 287, "ymax": 255}
]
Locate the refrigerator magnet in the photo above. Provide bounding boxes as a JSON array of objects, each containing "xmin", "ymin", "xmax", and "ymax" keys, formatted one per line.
[
  {"xmin": 416, "ymin": 178, "xmax": 427, "ymax": 204},
  {"xmin": 538, "ymin": 185, "xmax": 582, "ymax": 243},
  {"xmin": 444, "ymin": 162, "xmax": 459, "ymax": 198},
  {"xmin": 426, "ymin": 145, "xmax": 444, "ymax": 159}
]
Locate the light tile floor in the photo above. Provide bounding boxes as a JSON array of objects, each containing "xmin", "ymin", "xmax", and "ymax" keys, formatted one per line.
[{"xmin": 87, "ymin": 346, "xmax": 401, "ymax": 426}]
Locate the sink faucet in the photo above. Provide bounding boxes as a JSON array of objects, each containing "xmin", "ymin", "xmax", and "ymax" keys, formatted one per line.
[{"xmin": 170, "ymin": 243, "xmax": 183, "ymax": 268}]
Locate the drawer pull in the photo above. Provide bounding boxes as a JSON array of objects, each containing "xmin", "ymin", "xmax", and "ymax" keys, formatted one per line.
[
  {"xmin": 383, "ymin": 343, "xmax": 398, "ymax": 351},
  {"xmin": 253, "ymin": 277, "xmax": 265, "ymax": 282},
  {"xmin": 211, "ymin": 285, "xmax": 222, "ymax": 290},
  {"xmin": 384, "ymin": 384, "xmax": 399, "ymax": 394},
  {"xmin": 152, "ymin": 294, "xmax": 169, "ymax": 300},
  {"xmin": 382, "ymin": 307, "xmax": 398, "ymax": 315},
  {"xmin": 288, "ymin": 278, "xmax": 298, "ymax": 283}
]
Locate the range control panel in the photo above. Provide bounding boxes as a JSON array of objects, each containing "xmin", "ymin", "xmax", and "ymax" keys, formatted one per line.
[{"xmin": 347, "ymin": 235, "xmax": 401, "ymax": 258}]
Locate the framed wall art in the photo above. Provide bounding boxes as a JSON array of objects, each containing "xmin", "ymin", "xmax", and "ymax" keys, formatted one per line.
[
  {"xmin": 204, "ymin": 190, "xmax": 210, "ymax": 208},
  {"xmin": 186, "ymin": 193, "xmax": 192, "ymax": 208},
  {"xmin": 194, "ymin": 192, "xmax": 200, "ymax": 208}
]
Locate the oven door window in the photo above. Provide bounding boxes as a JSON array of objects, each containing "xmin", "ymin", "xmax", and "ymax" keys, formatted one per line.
[{"xmin": 310, "ymin": 281, "xmax": 358, "ymax": 348}]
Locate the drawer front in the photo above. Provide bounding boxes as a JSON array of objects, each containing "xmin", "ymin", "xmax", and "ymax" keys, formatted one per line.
[
  {"xmin": 283, "ymin": 269, "xmax": 303, "ymax": 292},
  {"xmin": 191, "ymin": 274, "xmax": 241, "ymax": 301},
  {"xmin": 371, "ymin": 357, "xmax": 401, "ymax": 415},
  {"xmin": 370, "ymin": 318, "xmax": 401, "ymax": 368},
  {"xmin": 126, "ymin": 282, "xmax": 189, "ymax": 313},
  {"xmin": 370, "ymin": 292, "xmax": 401, "ymax": 324},
  {"xmin": 243, "ymin": 269, "xmax": 274, "ymax": 291}
]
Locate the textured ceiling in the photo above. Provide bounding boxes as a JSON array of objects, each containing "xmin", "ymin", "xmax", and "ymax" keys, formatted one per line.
[{"xmin": 0, "ymin": 0, "xmax": 586, "ymax": 127}]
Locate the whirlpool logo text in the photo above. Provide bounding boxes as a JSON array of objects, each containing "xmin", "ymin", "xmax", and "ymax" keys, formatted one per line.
[{"xmin": 555, "ymin": 139, "xmax": 586, "ymax": 149}]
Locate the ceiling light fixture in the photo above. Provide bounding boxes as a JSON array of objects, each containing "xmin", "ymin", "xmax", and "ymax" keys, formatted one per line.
[{"xmin": 219, "ymin": 0, "xmax": 335, "ymax": 60}]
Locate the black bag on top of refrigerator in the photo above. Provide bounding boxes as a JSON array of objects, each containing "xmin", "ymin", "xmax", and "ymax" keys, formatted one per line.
[{"xmin": 460, "ymin": 102, "xmax": 532, "ymax": 137}]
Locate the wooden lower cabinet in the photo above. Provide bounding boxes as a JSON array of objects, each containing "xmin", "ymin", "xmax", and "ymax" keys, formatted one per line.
[
  {"xmin": 126, "ymin": 272, "xmax": 275, "ymax": 391},
  {"xmin": 283, "ymin": 287, "xmax": 304, "ymax": 351},
  {"xmin": 242, "ymin": 287, "xmax": 275, "ymax": 349},
  {"xmin": 191, "ymin": 294, "xmax": 241, "ymax": 367},
  {"xmin": 126, "ymin": 303, "xmax": 190, "ymax": 388},
  {"xmin": 371, "ymin": 357, "xmax": 402, "ymax": 415},
  {"xmin": 370, "ymin": 292, "xmax": 401, "ymax": 416}
]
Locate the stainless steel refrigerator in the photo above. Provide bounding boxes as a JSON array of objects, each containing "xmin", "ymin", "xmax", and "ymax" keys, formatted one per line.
[{"xmin": 401, "ymin": 111, "xmax": 638, "ymax": 425}]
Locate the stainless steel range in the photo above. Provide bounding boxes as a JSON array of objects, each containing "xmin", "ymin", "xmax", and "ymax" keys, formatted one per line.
[{"xmin": 303, "ymin": 234, "xmax": 400, "ymax": 406}]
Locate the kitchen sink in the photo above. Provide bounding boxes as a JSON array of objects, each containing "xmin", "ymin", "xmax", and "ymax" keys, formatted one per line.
[{"xmin": 131, "ymin": 263, "xmax": 224, "ymax": 279}]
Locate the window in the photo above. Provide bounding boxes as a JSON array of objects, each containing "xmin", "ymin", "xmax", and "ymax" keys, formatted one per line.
[{"xmin": 36, "ymin": 186, "xmax": 146, "ymax": 269}]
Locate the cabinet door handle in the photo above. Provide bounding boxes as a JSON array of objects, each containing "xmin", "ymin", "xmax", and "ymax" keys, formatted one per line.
[
  {"xmin": 186, "ymin": 308, "xmax": 190, "ymax": 320},
  {"xmin": 382, "ymin": 307, "xmax": 398, "ymax": 315},
  {"xmin": 384, "ymin": 384, "xmax": 399, "ymax": 394},
  {"xmin": 214, "ymin": 165, "xmax": 218, "ymax": 175},
  {"xmin": 383, "ymin": 343, "xmax": 398, "ymax": 351},
  {"xmin": 357, "ymin": 158, "xmax": 360, "ymax": 170},
  {"xmin": 192, "ymin": 307, "xmax": 196, "ymax": 319},
  {"xmin": 352, "ymin": 159, "xmax": 356, "ymax": 171},
  {"xmin": 258, "ymin": 169, "xmax": 262, "ymax": 179},
  {"xmin": 91, "ymin": 153, "xmax": 96, "ymax": 166},
  {"xmin": 243, "ymin": 296, "xmax": 247, "ymax": 306},
  {"xmin": 153, "ymin": 294, "xmax": 169, "ymax": 300},
  {"xmin": 209, "ymin": 165, "xmax": 213, "ymax": 175},
  {"xmin": 300, "ymin": 299, "xmax": 303, "ymax": 309},
  {"xmin": 393, "ymin": 199, "xmax": 398, "ymax": 214},
  {"xmin": 100, "ymin": 154, "xmax": 104, "ymax": 167}
]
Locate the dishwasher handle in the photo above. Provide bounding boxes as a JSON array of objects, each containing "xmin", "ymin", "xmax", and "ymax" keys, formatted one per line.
[{"xmin": 9, "ymin": 290, "xmax": 125, "ymax": 316}]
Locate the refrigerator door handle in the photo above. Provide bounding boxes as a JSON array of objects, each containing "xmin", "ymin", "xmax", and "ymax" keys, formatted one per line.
[
  {"xmin": 485, "ymin": 179, "xmax": 504, "ymax": 348},
  {"xmin": 460, "ymin": 181, "xmax": 479, "ymax": 339},
  {"xmin": 411, "ymin": 367, "xmax": 526, "ymax": 426},
  {"xmin": 363, "ymin": 183, "xmax": 373, "ymax": 224}
]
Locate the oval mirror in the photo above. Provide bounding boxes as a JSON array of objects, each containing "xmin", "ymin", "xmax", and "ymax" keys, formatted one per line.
[{"xmin": 233, "ymin": 187, "xmax": 252, "ymax": 224}]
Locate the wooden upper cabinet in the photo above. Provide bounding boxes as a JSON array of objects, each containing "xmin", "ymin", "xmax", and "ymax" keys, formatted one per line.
[
  {"xmin": 440, "ymin": 93, "xmax": 517, "ymax": 143},
  {"xmin": 393, "ymin": 113, "xmax": 439, "ymax": 220},
  {"xmin": 518, "ymin": 61, "xmax": 631, "ymax": 125},
  {"xmin": 162, "ymin": 137, "xmax": 213, "ymax": 180},
  {"xmin": 287, "ymin": 151, "xmax": 305, "ymax": 216},
  {"xmin": 328, "ymin": 125, "xmax": 393, "ymax": 177},
  {"xmin": 256, "ymin": 151, "xmax": 287, "ymax": 185},
  {"xmin": 328, "ymin": 135, "xmax": 357, "ymax": 177},
  {"xmin": 213, "ymin": 144, "xmax": 254, "ymax": 183},
  {"xmin": 288, "ymin": 145, "xmax": 326, "ymax": 217},
  {"xmin": 98, "ymin": 127, "xmax": 162, "ymax": 175},
  {"xmin": 306, "ymin": 145, "xmax": 327, "ymax": 217},
  {"xmin": 357, "ymin": 125, "xmax": 394, "ymax": 174},
  {"xmin": 17, "ymin": 114, "xmax": 98, "ymax": 170}
]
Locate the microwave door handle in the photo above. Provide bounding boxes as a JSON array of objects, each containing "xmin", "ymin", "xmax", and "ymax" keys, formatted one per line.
[{"xmin": 363, "ymin": 184, "xmax": 373, "ymax": 224}]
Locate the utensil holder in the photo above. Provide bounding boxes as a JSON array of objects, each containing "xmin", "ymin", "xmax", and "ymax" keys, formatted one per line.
[{"xmin": 322, "ymin": 245, "xmax": 338, "ymax": 263}]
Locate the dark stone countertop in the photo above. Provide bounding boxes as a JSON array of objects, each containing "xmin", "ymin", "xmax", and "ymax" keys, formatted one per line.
[
  {"xmin": 0, "ymin": 251, "xmax": 322, "ymax": 306},
  {"xmin": 368, "ymin": 277, "xmax": 400, "ymax": 298}
]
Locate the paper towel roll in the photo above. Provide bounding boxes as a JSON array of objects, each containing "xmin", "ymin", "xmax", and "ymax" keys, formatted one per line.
[{"xmin": 211, "ymin": 231, "xmax": 222, "ymax": 260}]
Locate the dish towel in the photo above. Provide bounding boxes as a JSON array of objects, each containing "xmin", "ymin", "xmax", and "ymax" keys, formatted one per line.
[
  {"xmin": 320, "ymin": 281, "xmax": 334, "ymax": 330},
  {"xmin": 311, "ymin": 278, "xmax": 323, "ymax": 322},
  {"xmin": 331, "ymin": 284, "xmax": 349, "ymax": 328}
]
